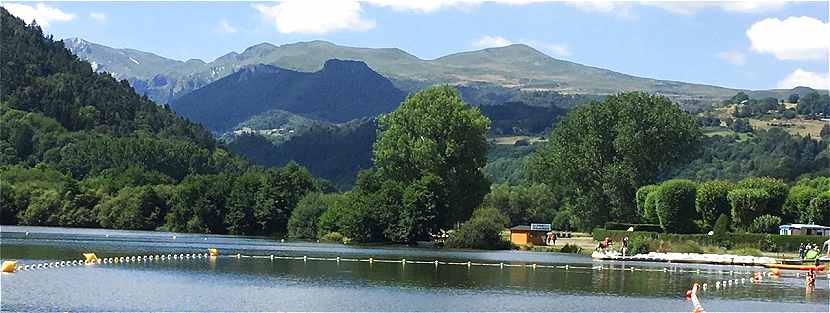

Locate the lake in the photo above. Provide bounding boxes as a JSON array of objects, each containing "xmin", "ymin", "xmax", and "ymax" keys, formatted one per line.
[{"xmin": 1, "ymin": 225, "xmax": 827, "ymax": 311}]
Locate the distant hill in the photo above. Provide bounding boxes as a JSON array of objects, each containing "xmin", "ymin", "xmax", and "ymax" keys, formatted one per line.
[
  {"xmin": 65, "ymin": 38, "xmax": 827, "ymax": 107},
  {"xmin": 170, "ymin": 60, "xmax": 405, "ymax": 133}
]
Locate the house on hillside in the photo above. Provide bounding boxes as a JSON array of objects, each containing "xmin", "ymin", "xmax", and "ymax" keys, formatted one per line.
[{"xmin": 778, "ymin": 224, "xmax": 830, "ymax": 236}]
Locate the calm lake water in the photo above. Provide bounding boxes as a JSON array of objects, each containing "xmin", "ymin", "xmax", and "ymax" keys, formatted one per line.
[{"xmin": 0, "ymin": 225, "xmax": 827, "ymax": 312}]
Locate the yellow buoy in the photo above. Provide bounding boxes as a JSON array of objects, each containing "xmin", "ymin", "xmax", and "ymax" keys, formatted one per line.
[
  {"xmin": 83, "ymin": 253, "xmax": 98, "ymax": 263},
  {"xmin": 2, "ymin": 260, "xmax": 17, "ymax": 273},
  {"xmin": 208, "ymin": 248, "xmax": 219, "ymax": 257}
]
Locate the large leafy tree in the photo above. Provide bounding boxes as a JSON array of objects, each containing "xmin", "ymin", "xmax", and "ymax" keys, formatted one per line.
[
  {"xmin": 373, "ymin": 85, "xmax": 491, "ymax": 230},
  {"xmin": 531, "ymin": 92, "xmax": 701, "ymax": 230}
]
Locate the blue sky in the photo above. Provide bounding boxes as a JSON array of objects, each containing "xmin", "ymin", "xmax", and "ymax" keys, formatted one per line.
[{"xmin": 3, "ymin": 1, "xmax": 829, "ymax": 90}]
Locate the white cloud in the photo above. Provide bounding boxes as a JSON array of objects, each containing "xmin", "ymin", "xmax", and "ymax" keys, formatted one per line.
[
  {"xmin": 472, "ymin": 36, "xmax": 571, "ymax": 57},
  {"xmin": 747, "ymin": 16, "xmax": 830, "ymax": 61},
  {"xmin": 565, "ymin": 1, "xmax": 635, "ymax": 18},
  {"xmin": 644, "ymin": 1, "xmax": 786, "ymax": 16},
  {"xmin": 2, "ymin": 2, "xmax": 75, "ymax": 27},
  {"xmin": 249, "ymin": 1, "xmax": 791, "ymax": 34},
  {"xmin": 777, "ymin": 69, "xmax": 829, "ymax": 89},
  {"xmin": 531, "ymin": 41, "xmax": 571, "ymax": 57},
  {"xmin": 472, "ymin": 35, "xmax": 514, "ymax": 49},
  {"xmin": 216, "ymin": 19, "xmax": 237, "ymax": 33},
  {"xmin": 718, "ymin": 1, "xmax": 788, "ymax": 13},
  {"xmin": 716, "ymin": 50, "xmax": 746, "ymax": 65},
  {"xmin": 368, "ymin": 0, "xmax": 786, "ymax": 15},
  {"xmin": 254, "ymin": 0, "xmax": 374, "ymax": 34},
  {"xmin": 89, "ymin": 12, "xmax": 107, "ymax": 23}
]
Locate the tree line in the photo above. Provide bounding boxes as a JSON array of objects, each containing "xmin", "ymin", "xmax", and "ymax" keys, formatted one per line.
[{"xmin": 636, "ymin": 176, "xmax": 829, "ymax": 234}]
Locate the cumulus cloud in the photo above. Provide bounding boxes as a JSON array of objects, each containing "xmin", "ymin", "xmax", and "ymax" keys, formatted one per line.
[
  {"xmin": 89, "ymin": 12, "xmax": 107, "ymax": 23},
  {"xmin": 254, "ymin": 0, "xmax": 374, "ymax": 34},
  {"xmin": 747, "ymin": 16, "xmax": 829, "ymax": 61},
  {"xmin": 216, "ymin": 19, "xmax": 237, "ymax": 33},
  {"xmin": 531, "ymin": 41, "xmax": 571, "ymax": 57},
  {"xmin": 716, "ymin": 50, "xmax": 746, "ymax": 65},
  {"xmin": 472, "ymin": 36, "xmax": 571, "ymax": 57},
  {"xmin": 472, "ymin": 35, "xmax": 514, "ymax": 49},
  {"xmin": 777, "ymin": 69, "xmax": 830, "ymax": 89},
  {"xmin": 2, "ymin": 2, "xmax": 75, "ymax": 27}
]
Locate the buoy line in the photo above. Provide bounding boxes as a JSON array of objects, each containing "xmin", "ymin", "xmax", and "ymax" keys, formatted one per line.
[{"xmin": 2, "ymin": 249, "xmax": 800, "ymax": 278}]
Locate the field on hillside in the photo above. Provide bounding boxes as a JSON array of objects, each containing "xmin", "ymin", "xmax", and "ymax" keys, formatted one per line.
[
  {"xmin": 749, "ymin": 118, "xmax": 827, "ymax": 139},
  {"xmin": 705, "ymin": 105, "xmax": 828, "ymax": 140}
]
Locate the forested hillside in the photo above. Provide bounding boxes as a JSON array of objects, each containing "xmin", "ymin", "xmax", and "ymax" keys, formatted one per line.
[
  {"xmin": 0, "ymin": 8, "xmax": 321, "ymax": 235},
  {"xmin": 228, "ymin": 119, "xmax": 377, "ymax": 189}
]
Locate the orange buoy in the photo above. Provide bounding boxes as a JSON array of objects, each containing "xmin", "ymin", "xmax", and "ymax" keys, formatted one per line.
[
  {"xmin": 83, "ymin": 253, "xmax": 98, "ymax": 263},
  {"xmin": 769, "ymin": 268, "xmax": 780, "ymax": 276},
  {"xmin": 208, "ymin": 248, "xmax": 219, "ymax": 257},
  {"xmin": 2, "ymin": 260, "xmax": 17, "ymax": 273}
]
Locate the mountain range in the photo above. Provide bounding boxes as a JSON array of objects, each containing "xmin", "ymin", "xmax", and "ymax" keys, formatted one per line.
[{"xmin": 64, "ymin": 38, "xmax": 823, "ymax": 107}]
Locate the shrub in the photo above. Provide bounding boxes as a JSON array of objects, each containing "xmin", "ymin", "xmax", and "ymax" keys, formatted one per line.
[
  {"xmin": 668, "ymin": 240, "xmax": 704, "ymax": 254},
  {"xmin": 748, "ymin": 214, "xmax": 782, "ymax": 234},
  {"xmin": 559, "ymin": 243, "xmax": 582, "ymax": 254},
  {"xmin": 287, "ymin": 193, "xmax": 342, "ymax": 239},
  {"xmin": 731, "ymin": 246, "xmax": 763, "ymax": 257},
  {"xmin": 320, "ymin": 231, "xmax": 345, "ymax": 243},
  {"xmin": 643, "ymin": 192, "xmax": 659, "ymax": 224},
  {"xmin": 654, "ymin": 179, "xmax": 698, "ymax": 233},
  {"xmin": 728, "ymin": 188, "xmax": 771, "ymax": 227},
  {"xmin": 446, "ymin": 208, "xmax": 510, "ymax": 250},
  {"xmin": 695, "ymin": 180, "xmax": 733, "ymax": 228},
  {"xmin": 729, "ymin": 177, "xmax": 787, "ymax": 226},
  {"xmin": 712, "ymin": 213, "xmax": 731, "ymax": 242},
  {"xmin": 627, "ymin": 236, "xmax": 659, "ymax": 255},
  {"xmin": 636, "ymin": 185, "xmax": 659, "ymax": 222}
]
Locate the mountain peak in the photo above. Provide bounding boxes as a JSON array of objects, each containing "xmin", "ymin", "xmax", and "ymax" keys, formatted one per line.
[
  {"xmin": 241, "ymin": 42, "xmax": 277, "ymax": 56},
  {"xmin": 63, "ymin": 37, "xmax": 92, "ymax": 50},
  {"xmin": 482, "ymin": 43, "xmax": 548, "ymax": 57}
]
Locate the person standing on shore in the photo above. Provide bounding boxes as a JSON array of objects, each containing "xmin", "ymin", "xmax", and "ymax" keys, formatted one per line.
[
  {"xmin": 799, "ymin": 243, "xmax": 805, "ymax": 259},
  {"xmin": 622, "ymin": 236, "xmax": 630, "ymax": 256}
]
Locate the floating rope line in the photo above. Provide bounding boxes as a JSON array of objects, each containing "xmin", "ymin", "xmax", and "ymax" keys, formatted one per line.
[{"xmin": 4, "ymin": 248, "xmax": 799, "ymax": 278}]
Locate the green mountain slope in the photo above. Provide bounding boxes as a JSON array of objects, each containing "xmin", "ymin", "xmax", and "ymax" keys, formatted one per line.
[{"xmin": 170, "ymin": 60, "xmax": 405, "ymax": 133}]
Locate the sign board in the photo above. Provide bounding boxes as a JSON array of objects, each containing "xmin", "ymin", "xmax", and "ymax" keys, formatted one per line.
[{"xmin": 530, "ymin": 223, "xmax": 551, "ymax": 231}]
